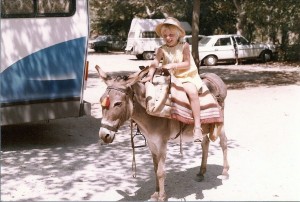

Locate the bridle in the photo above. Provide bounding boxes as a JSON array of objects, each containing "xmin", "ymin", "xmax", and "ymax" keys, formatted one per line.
[
  {"xmin": 100, "ymin": 85, "xmax": 145, "ymax": 177},
  {"xmin": 100, "ymin": 85, "xmax": 134, "ymax": 132},
  {"xmin": 106, "ymin": 86, "xmax": 130, "ymax": 95}
]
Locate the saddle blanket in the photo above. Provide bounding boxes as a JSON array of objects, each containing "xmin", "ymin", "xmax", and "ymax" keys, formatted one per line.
[
  {"xmin": 170, "ymin": 76, "xmax": 223, "ymax": 124},
  {"xmin": 145, "ymin": 73, "xmax": 223, "ymax": 124}
]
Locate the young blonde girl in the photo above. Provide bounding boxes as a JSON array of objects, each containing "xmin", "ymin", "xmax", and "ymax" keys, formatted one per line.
[{"xmin": 142, "ymin": 17, "xmax": 203, "ymax": 143}]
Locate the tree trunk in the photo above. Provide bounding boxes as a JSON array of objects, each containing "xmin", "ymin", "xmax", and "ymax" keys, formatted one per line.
[
  {"xmin": 192, "ymin": 0, "xmax": 200, "ymax": 70},
  {"xmin": 233, "ymin": 0, "xmax": 245, "ymax": 35}
]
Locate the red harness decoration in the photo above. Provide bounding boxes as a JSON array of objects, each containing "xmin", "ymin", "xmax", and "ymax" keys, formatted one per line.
[{"xmin": 101, "ymin": 95, "xmax": 110, "ymax": 108}]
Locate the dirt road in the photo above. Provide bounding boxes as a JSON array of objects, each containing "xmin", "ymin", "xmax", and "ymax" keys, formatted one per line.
[{"xmin": 1, "ymin": 53, "xmax": 300, "ymax": 201}]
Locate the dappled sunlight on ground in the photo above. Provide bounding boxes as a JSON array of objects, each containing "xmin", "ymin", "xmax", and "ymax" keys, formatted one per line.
[
  {"xmin": 1, "ymin": 117, "xmax": 233, "ymax": 201},
  {"xmin": 2, "ymin": 54, "xmax": 299, "ymax": 201}
]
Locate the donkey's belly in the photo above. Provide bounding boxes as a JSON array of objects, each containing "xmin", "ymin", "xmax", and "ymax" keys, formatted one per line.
[
  {"xmin": 168, "ymin": 122, "xmax": 212, "ymax": 143},
  {"xmin": 168, "ymin": 123, "xmax": 193, "ymax": 143}
]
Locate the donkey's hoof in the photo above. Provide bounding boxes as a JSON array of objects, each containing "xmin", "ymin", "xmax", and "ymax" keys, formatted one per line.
[
  {"xmin": 149, "ymin": 192, "xmax": 159, "ymax": 201},
  {"xmin": 195, "ymin": 173, "xmax": 204, "ymax": 182},
  {"xmin": 158, "ymin": 193, "xmax": 167, "ymax": 201},
  {"xmin": 218, "ymin": 173, "xmax": 229, "ymax": 180}
]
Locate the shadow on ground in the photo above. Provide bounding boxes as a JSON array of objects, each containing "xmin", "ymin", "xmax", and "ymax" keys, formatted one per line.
[
  {"xmin": 1, "ymin": 116, "xmax": 100, "ymax": 151},
  {"xmin": 1, "ymin": 116, "xmax": 237, "ymax": 201},
  {"xmin": 201, "ymin": 66, "xmax": 300, "ymax": 89},
  {"xmin": 88, "ymin": 64, "xmax": 300, "ymax": 90},
  {"xmin": 117, "ymin": 164, "xmax": 224, "ymax": 201}
]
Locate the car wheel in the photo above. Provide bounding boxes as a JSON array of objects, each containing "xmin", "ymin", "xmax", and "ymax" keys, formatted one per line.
[
  {"xmin": 136, "ymin": 54, "xmax": 143, "ymax": 60},
  {"xmin": 260, "ymin": 50, "xmax": 272, "ymax": 62},
  {"xmin": 102, "ymin": 46, "xmax": 109, "ymax": 53},
  {"xmin": 143, "ymin": 52, "xmax": 154, "ymax": 60},
  {"xmin": 204, "ymin": 55, "xmax": 218, "ymax": 66}
]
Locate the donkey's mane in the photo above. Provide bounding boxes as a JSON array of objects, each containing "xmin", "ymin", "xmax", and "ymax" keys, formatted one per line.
[{"xmin": 108, "ymin": 75, "xmax": 129, "ymax": 81}]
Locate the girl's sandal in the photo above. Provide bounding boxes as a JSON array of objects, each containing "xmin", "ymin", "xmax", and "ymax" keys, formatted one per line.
[{"xmin": 193, "ymin": 127, "xmax": 203, "ymax": 144}]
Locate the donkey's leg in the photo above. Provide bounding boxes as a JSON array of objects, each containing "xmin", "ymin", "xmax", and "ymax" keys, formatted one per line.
[
  {"xmin": 219, "ymin": 125, "xmax": 229, "ymax": 178},
  {"xmin": 149, "ymin": 151, "xmax": 159, "ymax": 201},
  {"xmin": 196, "ymin": 134, "xmax": 210, "ymax": 182},
  {"xmin": 149, "ymin": 142, "xmax": 167, "ymax": 201}
]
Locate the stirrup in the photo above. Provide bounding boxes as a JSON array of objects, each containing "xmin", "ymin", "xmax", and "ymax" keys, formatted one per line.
[{"xmin": 193, "ymin": 127, "xmax": 203, "ymax": 144}]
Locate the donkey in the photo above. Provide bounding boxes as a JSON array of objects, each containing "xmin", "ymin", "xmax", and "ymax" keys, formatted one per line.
[{"xmin": 96, "ymin": 65, "xmax": 229, "ymax": 201}]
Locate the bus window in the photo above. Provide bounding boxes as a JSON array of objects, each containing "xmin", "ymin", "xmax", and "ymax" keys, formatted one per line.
[
  {"xmin": 37, "ymin": 0, "xmax": 74, "ymax": 15},
  {"xmin": 1, "ymin": 0, "xmax": 34, "ymax": 16},
  {"xmin": 0, "ymin": 0, "xmax": 75, "ymax": 18}
]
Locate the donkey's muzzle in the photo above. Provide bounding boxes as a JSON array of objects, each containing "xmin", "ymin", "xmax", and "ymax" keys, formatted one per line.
[{"xmin": 99, "ymin": 128, "xmax": 115, "ymax": 143}]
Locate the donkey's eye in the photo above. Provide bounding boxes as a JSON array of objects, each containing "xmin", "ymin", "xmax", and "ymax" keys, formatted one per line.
[{"xmin": 114, "ymin": 102, "xmax": 122, "ymax": 107}]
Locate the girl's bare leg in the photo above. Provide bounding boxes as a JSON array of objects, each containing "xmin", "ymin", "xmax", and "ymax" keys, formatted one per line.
[{"xmin": 182, "ymin": 82, "xmax": 203, "ymax": 143}]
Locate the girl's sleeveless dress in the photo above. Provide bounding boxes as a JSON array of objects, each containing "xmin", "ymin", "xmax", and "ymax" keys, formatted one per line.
[{"xmin": 160, "ymin": 42, "xmax": 203, "ymax": 90}]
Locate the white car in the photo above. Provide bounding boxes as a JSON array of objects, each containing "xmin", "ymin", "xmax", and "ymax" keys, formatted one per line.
[{"xmin": 198, "ymin": 34, "xmax": 277, "ymax": 66}]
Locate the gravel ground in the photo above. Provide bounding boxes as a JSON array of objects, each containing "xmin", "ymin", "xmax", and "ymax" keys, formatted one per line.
[{"xmin": 1, "ymin": 52, "xmax": 300, "ymax": 201}]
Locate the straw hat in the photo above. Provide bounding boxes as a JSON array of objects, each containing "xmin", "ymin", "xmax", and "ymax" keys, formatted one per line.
[{"xmin": 155, "ymin": 17, "xmax": 186, "ymax": 38}]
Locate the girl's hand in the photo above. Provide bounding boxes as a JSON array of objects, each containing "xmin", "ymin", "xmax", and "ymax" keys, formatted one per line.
[
  {"xmin": 141, "ymin": 74, "xmax": 152, "ymax": 82},
  {"xmin": 162, "ymin": 64, "xmax": 174, "ymax": 70}
]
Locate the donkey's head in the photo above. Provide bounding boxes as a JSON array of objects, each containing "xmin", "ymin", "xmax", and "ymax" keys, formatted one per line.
[{"xmin": 95, "ymin": 65, "xmax": 148, "ymax": 143}]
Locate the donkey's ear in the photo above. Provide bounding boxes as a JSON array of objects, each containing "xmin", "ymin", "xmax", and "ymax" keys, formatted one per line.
[
  {"xmin": 95, "ymin": 65, "xmax": 111, "ymax": 85},
  {"xmin": 126, "ymin": 66, "xmax": 149, "ymax": 87}
]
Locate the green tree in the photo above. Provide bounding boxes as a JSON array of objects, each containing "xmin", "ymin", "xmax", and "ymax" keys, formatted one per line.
[
  {"xmin": 237, "ymin": 0, "xmax": 300, "ymax": 60},
  {"xmin": 89, "ymin": 0, "xmax": 300, "ymax": 61},
  {"xmin": 89, "ymin": 0, "xmax": 190, "ymax": 38}
]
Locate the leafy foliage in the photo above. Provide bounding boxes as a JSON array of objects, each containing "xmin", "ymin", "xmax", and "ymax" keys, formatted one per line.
[{"xmin": 89, "ymin": 0, "xmax": 300, "ymax": 61}]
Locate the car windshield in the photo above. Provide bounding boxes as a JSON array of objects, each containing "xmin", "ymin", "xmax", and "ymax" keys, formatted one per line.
[
  {"xmin": 184, "ymin": 35, "xmax": 203, "ymax": 44},
  {"xmin": 199, "ymin": 37, "xmax": 211, "ymax": 46}
]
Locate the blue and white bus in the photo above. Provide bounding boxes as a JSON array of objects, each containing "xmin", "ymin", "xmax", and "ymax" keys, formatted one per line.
[{"xmin": 0, "ymin": 0, "xmax": 90, "ymax": 125}]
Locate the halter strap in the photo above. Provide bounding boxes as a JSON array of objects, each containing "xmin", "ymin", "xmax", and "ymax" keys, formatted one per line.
[
  {"xmin": 100, "ymin": 122, "xmax": 119, "ymax": 132},
  {"xmin": 105, "ymin": 86, "xmax": 134, "ymax": 99},
  {"xmin": 107, "ymin": 86, "xmax": 128, "ymax": 94},
  {"xmin": 101, "ymin": 86, "xmax": 134, "ymax": 133}
]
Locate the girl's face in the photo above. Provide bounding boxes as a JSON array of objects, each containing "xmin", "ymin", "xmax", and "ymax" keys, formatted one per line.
[{"xmin": 161, "ymin": 26, "xmax": 179, "ymax": 47}]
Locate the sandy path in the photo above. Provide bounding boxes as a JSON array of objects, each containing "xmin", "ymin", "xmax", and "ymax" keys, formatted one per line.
[{"xmin": 1, "ymin": 53, "xmax": 300, "ymax": 201}]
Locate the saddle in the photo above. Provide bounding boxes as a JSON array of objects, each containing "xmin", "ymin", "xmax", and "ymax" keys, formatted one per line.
[
  {"xmin": 145, "ymin": 69, "xmax": 172, "ymax": 118},
  {"xmin": 145, "ymin": 69, "xmax": 223, "ymax": 124}
]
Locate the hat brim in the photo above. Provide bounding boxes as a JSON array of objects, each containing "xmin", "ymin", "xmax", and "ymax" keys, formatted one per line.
[{"xmin": 155, "ymin": 22, "xmax": 185, "ymax": 38}]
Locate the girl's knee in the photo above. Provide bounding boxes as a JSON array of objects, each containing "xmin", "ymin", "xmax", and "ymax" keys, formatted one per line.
[{"xmin": 186, "ymin": 90, "xmax": 199, "ymax": 100}]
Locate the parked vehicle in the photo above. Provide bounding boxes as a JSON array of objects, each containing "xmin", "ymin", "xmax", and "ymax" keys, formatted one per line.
[
  {"xmin": 125, "ymin": 18, "xmax": 192, "ymax": 60},
  {"xmin": 0, "ymin": 0, "xmax": 90, "ymax": 125},
  {"xmin": 184, "ymin": 35, "xmax": 205, "ymax": 44},
  {"xmin": 198, "ymin": 35, "xmax": 277, "ymax": 66},
  {"xmin": 89, "ymin": 35, "xmax": 126, "ymax": 52}
]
